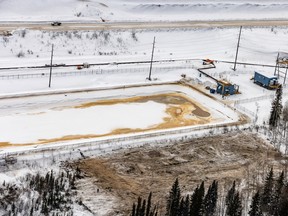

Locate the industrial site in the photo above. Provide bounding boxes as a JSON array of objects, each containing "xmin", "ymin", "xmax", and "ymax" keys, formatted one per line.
[{"xmin": 1, "ymin": 0, "xmax": 288, "ymax": 215}]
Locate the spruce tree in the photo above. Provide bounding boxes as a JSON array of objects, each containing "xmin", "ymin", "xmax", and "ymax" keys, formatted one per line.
[
  {"xmin": 131, "ymin": 193, "xmax": 158, "ymax": 216},
  {"xmin": 132, "ymin": 203, "xmax": 136, "ymax": 216},
  {"xmin": 269, "ymin": 85, "xmax": 283, "ymax": 128},
  {"xmin": 136, "ymin": 197, "xmax": 142, "ymax": 216},
  {"xmin": 277, "ymin": 177, "xmax": 288, "ymax": 216},
  {"xmin": 225, "ymin": 181, "xmax": 242, "ymax": 216},
  {"xmin": 248, "ymin": 190, "xmax": 262, "ymax": 216},
  {"xmin": 166, "ymin": 178, "xmax": 181, "ymax": 216},
  {"xmin": 179, "ymin": 195, "xmax": 189, "ymax": 216},
  {"xmin": 190, "ymin": 181, "xmax": 205, "ymax": 216},
  {"xmin": 179, "ymin": 198, "xmax": 185, "ymax": 216},
  {"xmin": 204, "ymin": 180, "xmax": 218, "ymax": 216},
  {"xmin": 146, "ymin": 192, "xmax": 152, "ymax": 216},
  {"xmin": 226, "ymin": 181, "xmax": 236, "ymax": 207},
  {"xmin": 141, "ymin": 199, "xmax": 146, "ymax": 216},
  {"xmin": 261, "ymin": 168, "xmax": 274, "ymax": 213},
  {"xmin": 184, "ymin": 195, "xmax": 190, "ymax": 216},
  {"xmin": 271, "ymin": 171, "xmax": 285, "ymax": 215}
]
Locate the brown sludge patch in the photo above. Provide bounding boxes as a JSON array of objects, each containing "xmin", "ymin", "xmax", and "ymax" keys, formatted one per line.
[
  {"xmin": 74, "ymin": 132, "xmax": 286, "ymax": 215},
  {"xmin": 3, "ymin": 93, "xmax": 214, "ymax": 147},
  {"xmin": 0, "ymin": 142, "xmax": 31, "ymax": 148}
]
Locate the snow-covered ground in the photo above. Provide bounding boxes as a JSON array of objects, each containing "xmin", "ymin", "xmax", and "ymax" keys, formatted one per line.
[
  {"xmin": 1, "ymin": 1, "xmax": 288, "ymax": 215},
  {"xmin": 1, "ymin": 0, "xmax": 288, "ymax": 22},
  {"xmin": 1, "ymin": 27, "xmax": 288, "ymax": 68}
]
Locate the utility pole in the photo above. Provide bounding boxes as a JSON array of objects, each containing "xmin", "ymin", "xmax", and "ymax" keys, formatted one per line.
[
  {"xmin": 233, "ymin": 26, "xmax": 242, "ymax": 71},
  {"xmin": 148, "ymin": 36, "xmax": 155, "ymax": 81},
  {"xmin": 48, "ymin": 44, "xmax": 54, "ymax": 88},
  {"xmin": 274, "ymin": 52, "xmax": 279, "ymax": 76}
]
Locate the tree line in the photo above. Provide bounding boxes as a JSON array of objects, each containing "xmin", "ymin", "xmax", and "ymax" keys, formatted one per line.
[
  {"xmin": 0, "ymin": 169, "xmax": 80, "ymax": 216},
  {"xmin": 131, "ymin": 169, "xmax": 288, "ymax": 216},
  {"xmin": 267, "ymin": 85, "xmax": 288, "ymax": 154}
]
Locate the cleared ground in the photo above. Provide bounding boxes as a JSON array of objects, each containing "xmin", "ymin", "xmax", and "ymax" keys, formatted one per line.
[{"xmin": 74, "ymin": 132, "xmax": 287, "ymax": 215}]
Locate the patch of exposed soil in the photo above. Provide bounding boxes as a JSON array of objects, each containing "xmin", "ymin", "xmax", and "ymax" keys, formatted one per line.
[{"xmin": 74, "ymin": 132, "xmax": 287, "ymax": 215}]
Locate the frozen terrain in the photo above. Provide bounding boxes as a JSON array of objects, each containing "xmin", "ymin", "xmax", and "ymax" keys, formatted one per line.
[
  {"xmin": 1, "ymin": 1, "xmax": 288, "ymax": 215},
  {"xmin": 1, "ymin": 0, "xmax": 288, "ymax": 21}
]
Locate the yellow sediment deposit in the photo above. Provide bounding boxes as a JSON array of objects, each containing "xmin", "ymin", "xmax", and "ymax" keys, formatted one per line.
[{"xmin": 1, "ymin": 93, "xmax": 213, "ymax": 148}]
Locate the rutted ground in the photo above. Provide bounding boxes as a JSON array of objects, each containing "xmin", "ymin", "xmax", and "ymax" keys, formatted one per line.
[{"xmin": 74, "ymin": 132, "xmax": 287, "ymax": 215}]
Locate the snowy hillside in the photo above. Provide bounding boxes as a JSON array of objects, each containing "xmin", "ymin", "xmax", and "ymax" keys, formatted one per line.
[
  {"xmin": 1, "ymin": 0, "xmax": 288, "ymax": 21},
  {"xmin": 1, "ymin": 27, "xmax": 288, "ymax": 69}
]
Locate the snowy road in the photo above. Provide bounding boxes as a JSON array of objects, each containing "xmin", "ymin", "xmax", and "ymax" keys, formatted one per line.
[{"xmin": 1, "ymin": 20, "xmax": 288, "ymax": 32}]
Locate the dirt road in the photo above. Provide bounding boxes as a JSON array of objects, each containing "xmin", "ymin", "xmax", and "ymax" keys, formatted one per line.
[{"xmin": 1, "ymin": 20, "xmax": 288, "ymax": 32}]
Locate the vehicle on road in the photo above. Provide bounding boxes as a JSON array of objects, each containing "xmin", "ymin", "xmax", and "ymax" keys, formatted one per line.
[{"xmin": 51, "ymin": 21, "xmax": 62, "ymax": 26}]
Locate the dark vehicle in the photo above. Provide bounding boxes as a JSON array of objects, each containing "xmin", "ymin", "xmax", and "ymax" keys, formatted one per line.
[{"xmin": 51, "ymin": 21, "xmax": 62, "ymax": 26}]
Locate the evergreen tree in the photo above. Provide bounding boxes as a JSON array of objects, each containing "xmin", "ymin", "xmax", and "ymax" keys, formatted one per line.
[
  {"xmin": 184, "ymin": 195, "xmax": 190, "ymax": 216},
  {"xmin": 261, "ymin": 168, "xmax": 274, "ymax": 213},
  {"xmin": 136, "ymin": 197, "xmax": 142, "ymax": 216},
  {"xmin": 179, "ymin": 195, "xmax": 189, "ymax": 216},
  {"xmin": 166, "ymin": 178, "xmax": 181, "ymax": 216},
  {"xmin": 146, "ymin": 192, "xmax": 152, "ymax": 216},
  {"xmin": 190, "ymin": 181, "xmax": 205, "ymax": 216},
  {"xmin": 226, "ymin": 181, "xmax": 236, "ymax": 207},
  {"xmin": 248, "ymin": 191, "xmax": 262, "ymax": 216},
  {"xmin": 131, "ymin": 193, "xmax": 158, "ymax": 216},
  {"xmin": 271, "ymin": 171, "xmax": 285, "ymax": 215},
  {"xmin": 225, "ymin": 181, "xmax": 242, "ymax": 216},
  {"xmin": 269, "ymin": 85, "xmax": 283, "ymax": 128},
  {"xmin": 204, "ymin": 180, "xmax": 218, "ymax": 216},
  {"xmin": 141, "ymin": 199, "xmax": 146, "ymax": 216},
  {"xmin": 278, "ymin": 183, "xmax": 288, "ymax": 216},
  {"xmin": 132, "ymin": 203, "xmax": 136, "ymax": 216},
  {"xmin": 179, "ymin": 198, "xmax": 185, "ymax": 216}
]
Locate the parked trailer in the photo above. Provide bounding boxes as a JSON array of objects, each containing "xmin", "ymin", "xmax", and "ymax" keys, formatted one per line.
[{"xmin": 253, "ymin": 71, "xmax": 279, "ymax": 89}]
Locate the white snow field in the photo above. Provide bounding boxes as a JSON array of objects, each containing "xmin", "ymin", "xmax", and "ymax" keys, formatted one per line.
[
  {"xmin": 1, "ymin": 0, "xmax": 288, "ymax": 21},
  {"xmin": 1, "ymin": 27, "xmax": 288, "ymax": 69}
]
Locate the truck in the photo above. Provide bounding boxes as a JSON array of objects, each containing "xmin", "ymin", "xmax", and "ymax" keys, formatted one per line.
[
  {"xmin": 51, "ymin": 21, "xmax": 62, "ymax": 26},
  {"xmin": 253, "ymin": 71, "xmax": 280, "ymax": 89}
]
